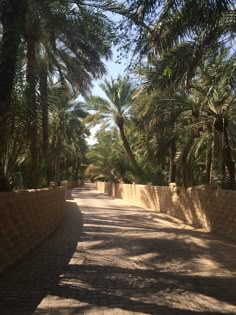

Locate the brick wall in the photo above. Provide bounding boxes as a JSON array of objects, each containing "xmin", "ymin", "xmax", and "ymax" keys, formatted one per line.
[
  {"xmin": 96, "ymin": 181, "xmax": 236, "ymax": 242},
  {"xmin": 0, "ymin": 186, "xmax": 66, "ymax": 271}
]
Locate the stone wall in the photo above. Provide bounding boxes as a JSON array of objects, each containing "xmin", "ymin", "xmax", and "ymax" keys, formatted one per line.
[
  {"xmin": 96, "ymin": 181, "xmax": 236, "ymax": 242},
  {"xmin": 66, "ymin": 179, "xmax": 84, "ymax": 189},
  {"xmin": 0, "ymin": 186, "xmax": 66, "ymax": 271}
]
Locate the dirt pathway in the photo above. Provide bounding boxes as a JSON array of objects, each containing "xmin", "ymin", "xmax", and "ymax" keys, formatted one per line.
[{"xmin": 1, "ymin": 183, "xmax": 236, "ymax": 314}]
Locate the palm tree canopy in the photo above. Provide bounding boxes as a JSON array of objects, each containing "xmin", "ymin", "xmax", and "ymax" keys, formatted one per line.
[
  {"xmin": 85, "ymin": 77, "xmax": 142, "ymax": 178},
  {"xmin": 86, "ymin": 77, "xmax": 135, "ymax": 125}
]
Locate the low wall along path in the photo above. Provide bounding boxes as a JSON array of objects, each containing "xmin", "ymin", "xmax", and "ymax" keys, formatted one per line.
[
  {"xmin": 0, "ymin": 185, "xmax": 66, "ymax": 271},
  {"xmin": 97, "ymin": 181, "xmax": 236, "ymax": 242},
  {"xmin": 0, "ymin": 183, "xmax": 236, "ymax": 314}
]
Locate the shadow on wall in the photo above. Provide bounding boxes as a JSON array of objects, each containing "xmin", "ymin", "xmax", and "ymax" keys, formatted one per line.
[
  {"xmin": 97, "ymin": 181, "xmax": 236, "ymax": 242},
  {"xmin": 160, "ymin": 185, "xmax": 207, "ymax": 228},
  {"xmin": 140, "ymin": 185, "xmax": 169, "ymax": 211},
  {"xmin": 142, "ymin": 184, "xmax": 236, "ymax": 242},
  {"xmin": 0, "ymin": 186, "xmax": 66, "ymax": 271},
  {"xmin": 144, "ymin": 185, "xmax": 236, "ymax": 242},
  {"xmin": 114, "ymin": 183, "xmax": 124, "ymax": 199},
  {"xmin": 136, "ymin": 184, "xmax": 206, "ymax": 228},
  {"xmin": 0, "ymin": 199, "xmax": 83, "ymax": 315}
]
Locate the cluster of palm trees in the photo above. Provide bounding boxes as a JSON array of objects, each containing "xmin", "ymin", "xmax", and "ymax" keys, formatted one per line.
[
  {"xmin": 86, "ymin": 0, "xmax": 236, "ymax": 189},
  {"xmin": 0, "ymin": 0, "xmax": 114, "ymax": 191},
  {"xmin": 1, "ymin": 0, "xmax": 236, "ymax": 190}
]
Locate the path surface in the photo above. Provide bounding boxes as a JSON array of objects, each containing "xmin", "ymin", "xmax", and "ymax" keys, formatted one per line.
[{"xmin": 1, "ymin": 183, "xmax": 236, "ymax": 315}]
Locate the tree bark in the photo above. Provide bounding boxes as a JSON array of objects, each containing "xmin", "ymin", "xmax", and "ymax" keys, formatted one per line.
[
  {"xmin": 39, "ymin": 63, "xmax": 50, "ymax": 184},
  {"xmin": 206, "ymin": 145, "xmax": 212, "ymax": 184},
  {"xmin": 26, "ymin": 29, "xmax": 38, "ymax": 188},
  {"xmin": 75, "ymin": 159, "xmax": 81, "ymax": 180},
  {"xmin": 116, "ymin": 117, "xmax": 141, "ymax": 177},
  {"xmin": 0, "ymin": 0, "xmax": 24, "ymax": 190},
  {"xmin": 210, "ymin": 126, "xmax": 219, "ymax": 185},
  {"xmin": 169, "ymin": 138, "xmax": 176, "ymax": 183},
  {"xmin": 222, "ymin": 125, "xmax": 235, "ymax": 190},
  {"xmin": 0, "ymin": 0, "xmax": 23, "ymax": 127}
]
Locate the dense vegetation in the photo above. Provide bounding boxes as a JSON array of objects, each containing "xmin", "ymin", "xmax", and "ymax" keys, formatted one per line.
[
  {"xmin": 0, "ymin": 0, "xmax": 113, "ymax": 190},
  {"xmin": 1, "ymin": 0, "xmax": 236, "ymax": 190},
  {"xmin": 87, "ymin": 0, "xmax": 236, "ymax": 189}
]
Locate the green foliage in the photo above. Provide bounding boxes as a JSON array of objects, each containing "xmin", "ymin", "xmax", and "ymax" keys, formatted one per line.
[
  {"xmin": 84, "ymin": 77, "xmax": 142, "ymax": 179},
  {"xmin": 0, "ymin": 0, "xmax": 114, "ymax": 190},
  {"xmin": 86, "ymin": 129, "xmax": 135, "ymax": 182},
  {"xmin": 2, "ymin": 0, "xmax": 236, "ymax": 190}
]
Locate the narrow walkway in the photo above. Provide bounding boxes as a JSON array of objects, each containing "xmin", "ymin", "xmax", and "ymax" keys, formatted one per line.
[{"xmin": 1, "ymin": 184, "xmax": 236, "ymax": 314}]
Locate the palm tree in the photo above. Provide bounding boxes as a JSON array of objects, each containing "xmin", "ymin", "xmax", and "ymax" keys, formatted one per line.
[
  {"xmin": 0, "ymin": 0, "xmax": 25, "ymax": 135},
  {"xmin": 0, "ymin": 0, "xmax": 114, "ymax": 190},
  {"xmin": 0, "ymin": 1, "xmax": 25, "ymax": 189},
  {"xmin": 133, "ymin": 87, "xmax": 194, "ymax": 184},
  {"xmin": 0, "ymin": 0, "xmax": 113, "ymax": 127},
  {"xmin": 114, "ymin": 0, "xmax": 236, "ymax": 91},
  {"xmin": 134, "ymin": 48, "xmax": 236, "ymax": 188},
  {"xmin": 48, "ymin": 87, "xmax": 88, "ymax": 183},
  {"xmin": 86, "ymin": 77, "xmax": 142, "ymax": 177},
  {"xmin": 0, "ymin": 49, "xmax": 30, "ymax": 190},
  {"xmin": 86, "ymin": 129, "xmax": 135, "ymax": 182},
  {"xmin": 22, "ymin": 0, "xmax": 113, "ymax": 188},
  {"xmin": 191, "ymin": 54, "xmax": 236, "ymax": 189}
]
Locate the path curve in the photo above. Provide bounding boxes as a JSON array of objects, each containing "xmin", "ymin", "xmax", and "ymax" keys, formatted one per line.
[{"xmin": 1, "ymin": 183, "xmax": 236, "ymax": 315}]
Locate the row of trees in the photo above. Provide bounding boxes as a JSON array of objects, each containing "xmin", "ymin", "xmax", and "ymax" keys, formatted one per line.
[
  {"xmin": 1, "ymin": 0, "xmax": 236, "ymax": 190},
  {"xmin": 86, "ymin": 0, "xmax": 236, "ymax": 189},
  {"xmin": 0, "ymin": 0, "xmax": 114, "ymax": 190}
]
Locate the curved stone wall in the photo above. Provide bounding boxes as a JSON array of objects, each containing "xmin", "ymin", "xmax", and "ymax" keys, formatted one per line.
[
  {"xmin": 0, "ymin": 186, "xmax": 66, "ymax": 271},
  {"xmin": 97, "ymin": 181, "xmax": 236, "ymax": 242}
]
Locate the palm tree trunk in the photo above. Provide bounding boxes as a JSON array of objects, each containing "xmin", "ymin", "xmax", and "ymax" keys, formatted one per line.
[
  {"xmin": 39, "ymin": 64, "xmax": 50, "ymax": 185},
  {"xmin": 54, "ymin": 157, "xmax": 60, "ymax": 184},
  {"xmin": 222, "ymin": 125, "xmax": 235, "ymax": 190},
  {"xmin": 0, "ymin": 0, "xmax": 23, "ymax": 128},
  {"xmin": 116, "ymin": 118, "xmax": 141, "ymax": 177},
  {"xmin": 206, "ymin": 146, "xmax": 212, "ymax": 184},
  {"xmin": 210, "ymin": 125, "xmax": 218, "ymax": 185},
  {"xmin": 26, "ymin": 30, "xmax": 38, "ymax": 188},
  {"xmin": 75, "ymin": 161, "xmax": 80, "ymax": 179},
  {"xmin": 169, "ymin": 138, "xmax": 176, "ymax": 183},
  {"xmin": 0, "ymin": 0, "xmax": 24, "ymax": 190}
]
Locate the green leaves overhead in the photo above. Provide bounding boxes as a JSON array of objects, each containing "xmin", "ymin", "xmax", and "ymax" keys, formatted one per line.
[
  {"xmin": 86, "ymin": 77, "xmax": 135, "ymax": 120},
  {"xmin": 84, "ymin": 77, "xmax": 142, "ymax": 178},
  {"xmin": 2, "ymin": 0, "xmax": 236, "ymax": 190},
  {"xmin": 0, "ymin": 0, "xmax": 115, "ymax": 189}
]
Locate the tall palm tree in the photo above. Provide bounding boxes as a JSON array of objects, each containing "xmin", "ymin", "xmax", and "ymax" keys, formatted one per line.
[
  {"xmin": 0, "ymin": 0, "xmax": 114, "ymax": 127},
  {"xmin": 86, "ymin": 77, "xmax": 141, "ymax": 177},
  {"xmin": 191, "ymin": 54, "xmax": 236, "ymax": 189},
  {"xmin": 0, "ymin": 0, "xmax": 114, "ymax": 190},
  {"xmin": 134, "ymin": 48, "xmax": 236, "ymax": 188},
  {"xmin": 22, "ymin": 0, "xmax": 113, "ymax": 188},
  {"xmin": 48, "ymin": 87, "xmax": 87, "ymax": 183},
  {"xmin": 0, "ymin": 0, "xmax": 25, "ymax": 189},
  {"xmin": 0, "ymin": 0, "xmax": 25, "ymax": 134},
  {"xmin": 133, "ymin": 87, "xmax": 193, "ymax": 184}
]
